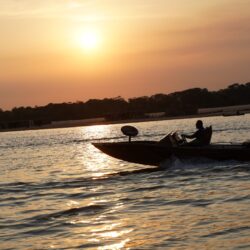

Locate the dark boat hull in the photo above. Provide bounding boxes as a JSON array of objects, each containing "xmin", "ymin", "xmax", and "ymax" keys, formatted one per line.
[{"xmin": 93, "ymin": 141, "xmax": 250, "ymax": 166}]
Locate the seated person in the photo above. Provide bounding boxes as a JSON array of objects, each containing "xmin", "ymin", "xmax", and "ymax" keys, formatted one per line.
[{"xmin": 182, "ymin": 120, "xmax": 211, "ymax": 146}]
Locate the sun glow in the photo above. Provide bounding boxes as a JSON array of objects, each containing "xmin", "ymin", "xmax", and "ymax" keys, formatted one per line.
[{"xmin": 76, "ymin": 29, "xmax": 101, "ymax": 52}]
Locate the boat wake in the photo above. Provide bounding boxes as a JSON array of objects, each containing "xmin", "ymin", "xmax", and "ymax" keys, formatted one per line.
[
  {"xmin": 159, "ymin": 156, "xmax": 250, "ymax": 172},
  {"xmin": 98, "ymin": 157, "xmax": 250, "ymax": 180}
]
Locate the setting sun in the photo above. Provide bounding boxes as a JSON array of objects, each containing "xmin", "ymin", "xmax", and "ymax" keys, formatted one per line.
[{"xmin": 77, "ymin": 29, "xmax": 101, "ymax": 52}]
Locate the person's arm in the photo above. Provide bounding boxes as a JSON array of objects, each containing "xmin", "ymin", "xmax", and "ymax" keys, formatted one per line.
[{"xmin": 182, "ymin": 131, "xmax": 198, "ymax": 139}]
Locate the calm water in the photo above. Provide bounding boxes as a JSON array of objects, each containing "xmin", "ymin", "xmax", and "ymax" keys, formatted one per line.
[{"xmin": 0, "ymin": 115, "xmax": 250, "ymax": 250}]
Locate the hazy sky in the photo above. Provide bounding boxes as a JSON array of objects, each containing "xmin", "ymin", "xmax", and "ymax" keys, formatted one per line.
[{"xmin": 0, "ymin": 0, "xmax": 250, "ymax": 110}]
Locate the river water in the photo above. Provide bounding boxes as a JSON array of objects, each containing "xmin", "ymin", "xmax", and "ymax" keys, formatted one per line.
[{"xmin": 0, "ymin": 115, "xmax": 250, "ymax": 249}]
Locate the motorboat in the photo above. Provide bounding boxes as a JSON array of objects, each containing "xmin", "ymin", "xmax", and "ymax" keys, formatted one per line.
[{"xmin": 92, "ymin": 126, "xmax": 250, "ymax": 166}]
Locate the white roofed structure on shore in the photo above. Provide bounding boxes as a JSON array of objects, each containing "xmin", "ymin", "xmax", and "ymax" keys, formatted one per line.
[{"xmin": 198, "ymin": 104, "xmax": 250, "ymax": 116}]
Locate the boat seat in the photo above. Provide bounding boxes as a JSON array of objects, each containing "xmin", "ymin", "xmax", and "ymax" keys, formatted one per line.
[{"xmin": 203, "ymin": 126, "xmax": 212, "ymax": 145}]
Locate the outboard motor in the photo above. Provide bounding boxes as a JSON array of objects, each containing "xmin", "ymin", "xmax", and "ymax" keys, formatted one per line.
[{"xmin": 121, "ymin": 125, "xmax": 138, "ymax": 142}]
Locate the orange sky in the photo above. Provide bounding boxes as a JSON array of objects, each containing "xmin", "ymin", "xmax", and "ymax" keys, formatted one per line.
[{"xmin": 0, "ymin": 0, "xmax": 250, "ymax": 110}]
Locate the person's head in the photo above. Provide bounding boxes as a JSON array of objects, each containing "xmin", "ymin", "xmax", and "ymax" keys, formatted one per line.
[{"xmin": 196, "ymin": 120, "xmax": 203, "ymax": 129}]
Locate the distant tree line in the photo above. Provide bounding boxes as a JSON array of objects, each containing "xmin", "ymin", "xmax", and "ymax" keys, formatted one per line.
[{"xmin": 0, "ymin": 82, "xmax": 250, "ymax": 125}]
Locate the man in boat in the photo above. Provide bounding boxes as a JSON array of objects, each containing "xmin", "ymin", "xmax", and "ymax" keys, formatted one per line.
[
  {"xmin": 182, "ymin": 120, "xmax": 209, "ymax": 146},
  {"xmin": 159, "ymin": 120, "xmax": 211, "ymax": 146}
]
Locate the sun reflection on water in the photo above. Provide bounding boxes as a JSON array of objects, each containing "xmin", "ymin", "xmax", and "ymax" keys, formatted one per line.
[
  {"xmin": 98, "ymin": 239, "xmax": 130, "ymax": 250},
  {"xmin": 82, "ymin": 124, "xmax": 111, "ymax": 138},
  {"xmin": 79, "ymin": 142, "xmax": 111, "ymax": 177},
  {"xmin": 65, "ymin": 198, "xmax": 133, "ymax": 249},
  {"xmin": 66, "ymin": 200, "xmax": 80, "ymax": 207}
]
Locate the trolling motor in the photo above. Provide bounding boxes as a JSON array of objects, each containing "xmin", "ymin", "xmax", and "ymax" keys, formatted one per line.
[{"xmin": 121, "ymin": 125, "xmax": 138, "ymax": 142}]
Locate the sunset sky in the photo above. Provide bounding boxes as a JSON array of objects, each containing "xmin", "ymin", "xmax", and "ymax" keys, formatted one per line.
[{"xmin": 0, "ymin": 0, "xmax": 249, "ymax": 110}]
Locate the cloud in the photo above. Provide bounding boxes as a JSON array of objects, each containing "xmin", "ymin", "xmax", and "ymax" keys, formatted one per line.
[{"xmin": 0, "ymin": 0, "xmax": 93, "ymax": 18}]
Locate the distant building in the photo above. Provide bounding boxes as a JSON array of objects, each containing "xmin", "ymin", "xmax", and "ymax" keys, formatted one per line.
[
  {"xmin": 0, "ymin": 120, "xmax": 34, "ymax": 129},
  {"xmin": 198, "ymin": 104, "xmax": 250, "ymax": 115},
  {"xmin": 145, "ymin": 112, "xmax": 165, "ymax": 118},
  {"xmin": 51, "ymin": 117, "xmax": 105, "ymax": 127},
  {"xmin": 0, "ymin": 119, "xmax": 51, "ymax": 130}
]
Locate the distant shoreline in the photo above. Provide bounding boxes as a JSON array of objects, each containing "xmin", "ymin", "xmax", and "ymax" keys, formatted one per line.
[{"xmin": 0, "ymin": 113, "xmax": 223, "ymax": 133}]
